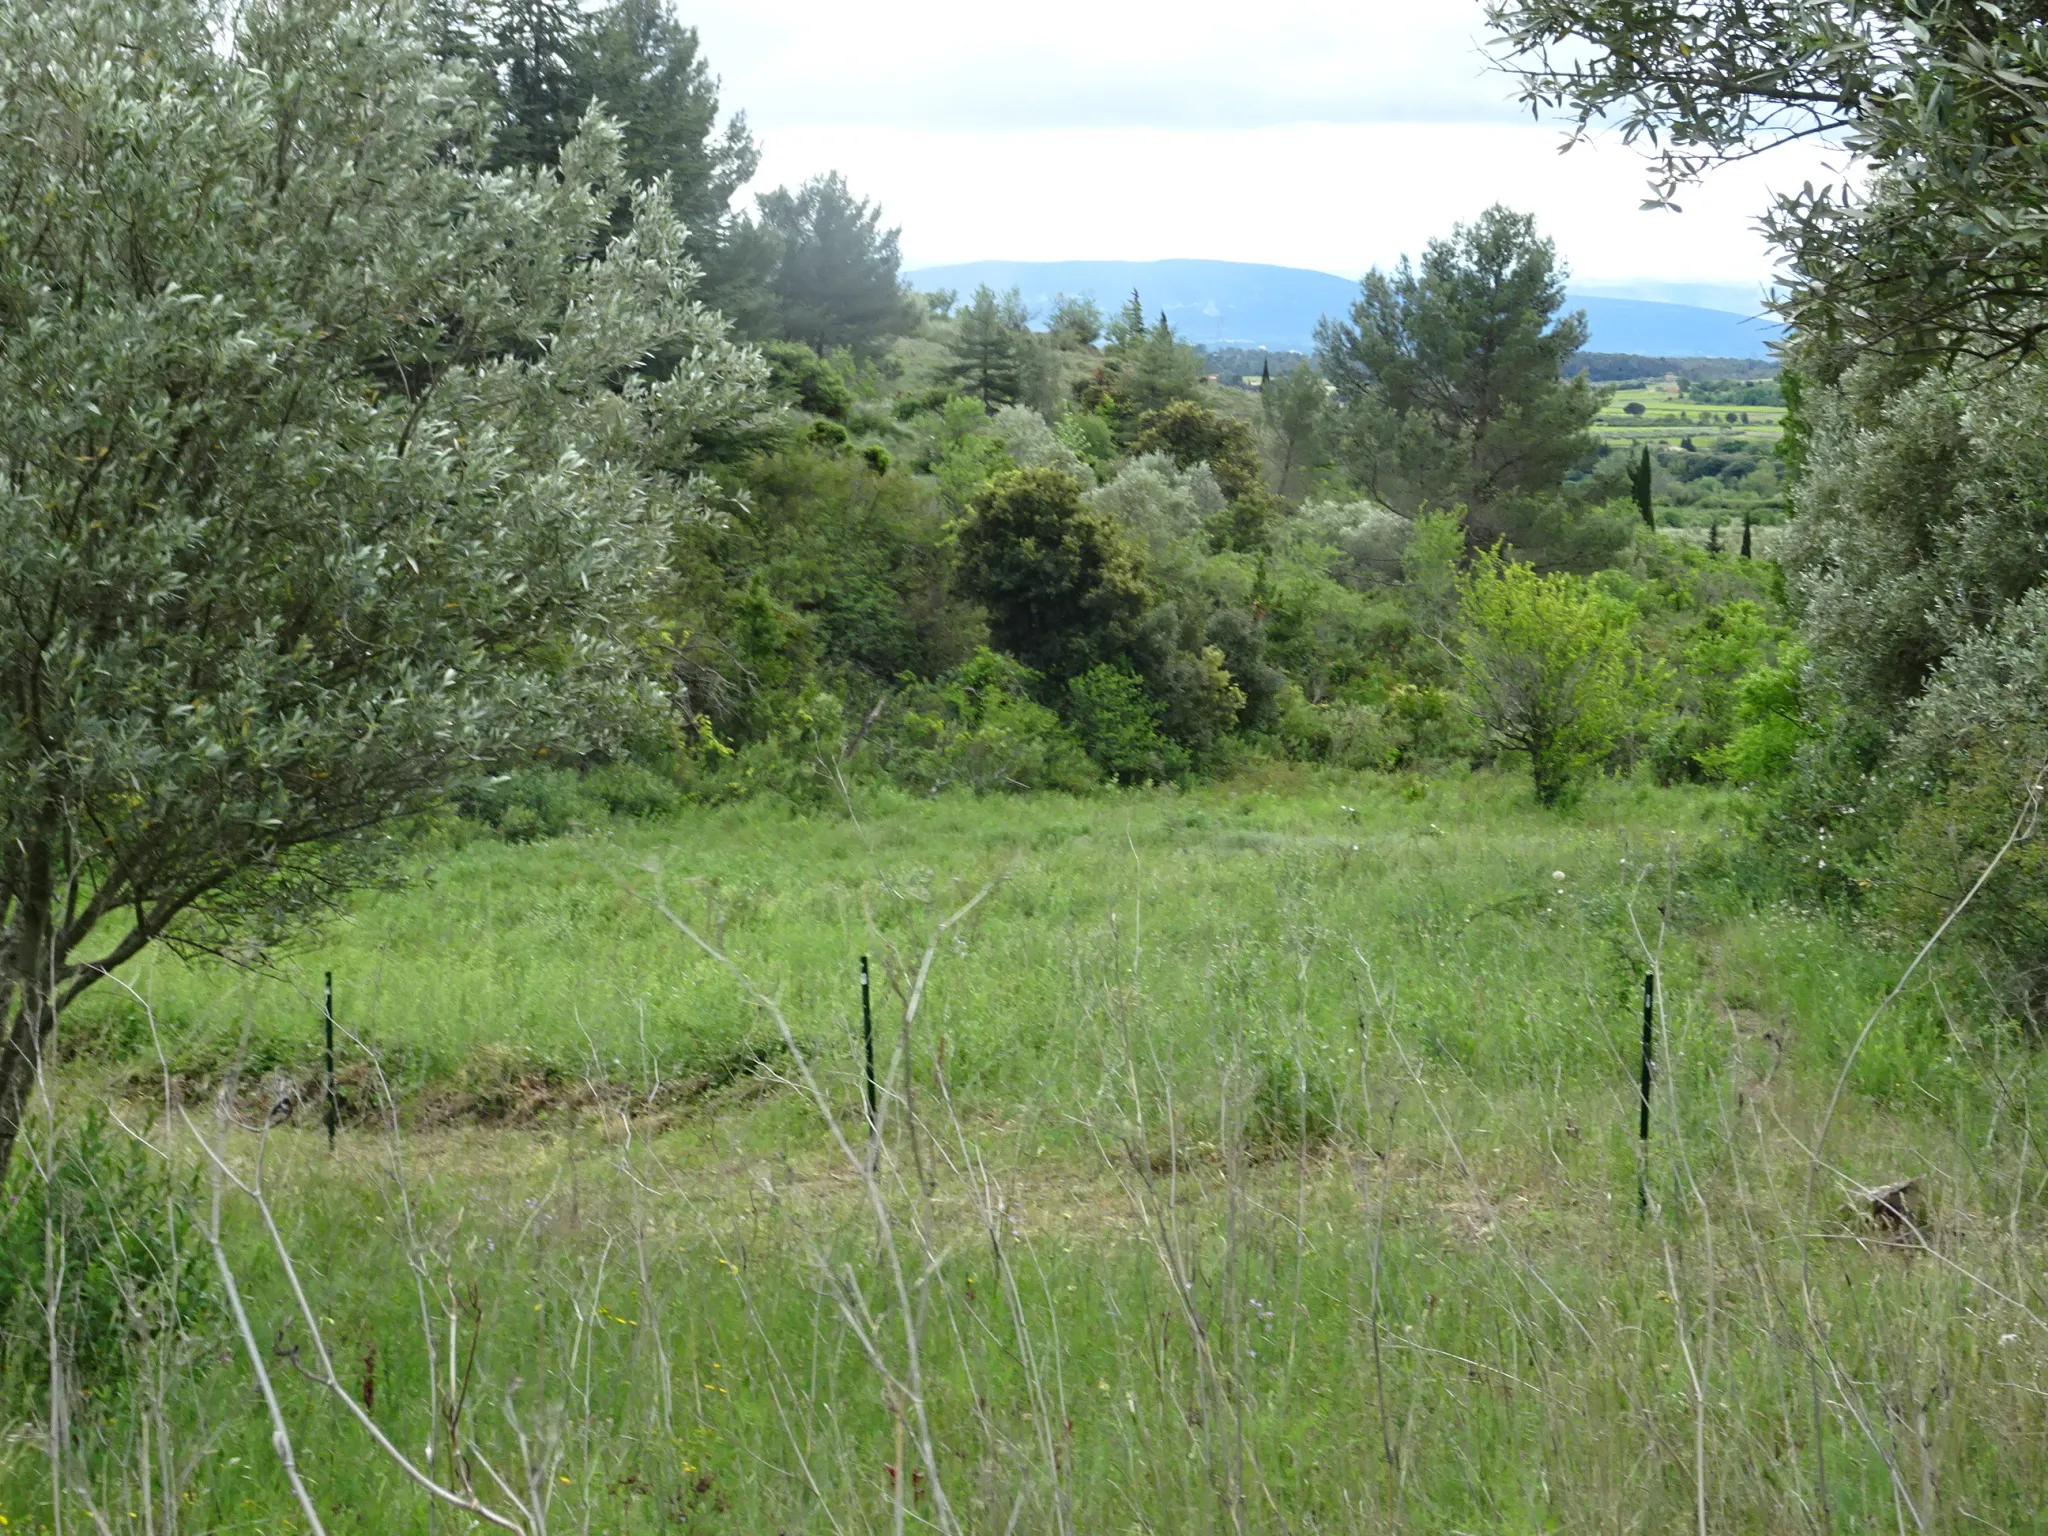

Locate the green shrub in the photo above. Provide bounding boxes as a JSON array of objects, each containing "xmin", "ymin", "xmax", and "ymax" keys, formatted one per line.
[
  {"xmin": 1278, "ymin": 695, "xmax": 1399, "ymax": 771},
  {"xmin": 955, "ymin": 469, "xmax": 1151, "ymax": 681},
  {"xmin": 881, "ymin": 649, "xmax": 1097, "ymax": 794},
  {"xmin": 460, "ymin": 762, "xmax": 685, "ymax": 839},
  {"xmin": 1883, "ymin": 742, "xmax": 2048, "ymax": 1029},
  {"xmin": 1458, "ymin": 549, "xmax": 1667, "ymax": 806},
  {"xmin": 761, "ymin": 340, "xmax": 852, "ymax": 419},
  {"xmin": 581, "ymin": 761, "xmax": 684, "ymax": 819},
  {"xmin": 1384, "ymin": 682, "xmax": 1481, "ymax": 765},
  {"xmin": 461, "ymin": 767, "xmax": 605, "ymax": 841},
  {"xmin": 1066, "ymin": 666, "xmax": 1187, "ymax": 782},
  {"xmin": 1700, "ymin": 657, "xmax": 1811, "ymax": 785}
]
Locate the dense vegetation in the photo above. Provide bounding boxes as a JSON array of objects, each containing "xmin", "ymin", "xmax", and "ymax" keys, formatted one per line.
[{"xmin": 4, "ymin": 0, "xmax": 2048, "ymax": 1529}]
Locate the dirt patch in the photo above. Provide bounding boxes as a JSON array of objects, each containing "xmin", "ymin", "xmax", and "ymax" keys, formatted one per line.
[{"xmin": 118, "ymin": 1037, "xmax": 792, "ymax": 1133}]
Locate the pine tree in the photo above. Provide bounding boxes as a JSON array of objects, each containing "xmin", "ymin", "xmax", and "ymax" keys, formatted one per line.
[
  {"xmin": 1314, "ymin": 206, "xmax": 1598, "ymax": 525},
  {"xmin": 754, "ymin": 172, "xmax": 916, "ymax": 353},
  {"xmin": 1107, "ymin": 289, "xmax": 1147, "ymax": 351},
  {"xmin": 948, "ymin": 285, "xmax": 1027, "ymax": 411},
  {"xmin": 1630, "ymin": 446, "xmax": 1655, "ymax": 528},
  {"xmin": 485, "ymin": 0, "xmax": 583, "ymax": 168}
]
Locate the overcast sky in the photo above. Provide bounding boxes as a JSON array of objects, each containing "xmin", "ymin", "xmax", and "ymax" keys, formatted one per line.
[{"xmin": 689, "ymin": 1, "xmax": 1843, "ymax": 307}]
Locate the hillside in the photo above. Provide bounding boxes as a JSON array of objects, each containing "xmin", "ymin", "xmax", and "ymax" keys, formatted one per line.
[{"xmin": 908, "ymin": 257, "xmax": 1783, "ymax": 358}]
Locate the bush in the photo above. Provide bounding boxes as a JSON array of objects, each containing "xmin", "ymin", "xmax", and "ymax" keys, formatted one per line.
[
  {"xmin": 1883, "ymin": 743, "xmax": 2048, "ymax": 1030},
  {"xmin": 581, "ymin": 761, "xmax": 684, "ymax": 819},
  {"xmin": 1457, "ymin": 550, "xmax": 1666, "ymax": 806},
  {"xmin": 460, "ymin": 761, "xmax": 684, "ymax": 840},
  {"xmin": 880, "ymin": 649, "xmax": 1097, "ymax": 794},
  {"xmin": 461, "ymin": 767, "xmax": 606, "ymax": 841},
  {"xmin": 762, "ymin": 340, "xmax": 852, "ymax": 419},
  {"xmin": 1700, "ymin": 657, "xmax": 1811, "ymax": 785},
  {"xmin": 1066, "ymin": 666, "xmax": 1188, "ymax": 782},
  {"xmin": 955, "ymin": 469, "xmax": 1151, "ymax": 681},
  {"xmin": 1279, "ymin": 695, "xmax": 1400, "ymax": 771},
  {"xmin": 1131, "ymin": 400, "xmax": 1263, "ymax": 502}
]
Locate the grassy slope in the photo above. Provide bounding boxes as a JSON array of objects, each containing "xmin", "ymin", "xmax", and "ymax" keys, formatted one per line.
[{"xmin": 23, "ymin": 770, "xmax": 2048, "ymax": 1532}]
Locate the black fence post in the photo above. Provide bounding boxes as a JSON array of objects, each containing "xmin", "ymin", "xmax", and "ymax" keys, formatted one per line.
[
  {"xmin": 324, "ymin": 970, "xmax": 337, "ymax": 1151},
  {"xmin": 1638, "ymin": 969, "xmax": 1655, "ymax": 1214},
  {"xmin": 861, "ymin": 955, "xmax": 877, "ymax": 1136}
]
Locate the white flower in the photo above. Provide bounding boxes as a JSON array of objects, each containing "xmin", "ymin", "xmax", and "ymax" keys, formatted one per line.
[{"xmin": 1552, "ymin": 870, "xmax": 1566, "ymax": 881}]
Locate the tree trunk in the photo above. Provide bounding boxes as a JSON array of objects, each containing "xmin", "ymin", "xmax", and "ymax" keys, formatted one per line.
[
  {"xmin": 0, "ymin": 827, "xmax": 57, "ymax": 1185},
  {"xmin": 0, "ymin": 985, "xmax": 54, "ymax": 1185}
]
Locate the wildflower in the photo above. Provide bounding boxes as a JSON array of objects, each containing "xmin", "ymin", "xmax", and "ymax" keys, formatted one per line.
[{"xmin": 1552, "ymin": 870, "xmax": 1566, "ymax": 881}]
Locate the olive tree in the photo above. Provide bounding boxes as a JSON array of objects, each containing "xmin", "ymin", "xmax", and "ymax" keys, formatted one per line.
[
  {"xmin": 1487, "ymin": 0, "xmax": 2048, "ymax": 365},
  {"xmin": 0, "ymin": 0, "xmax": 767, "ymax": 1175}
]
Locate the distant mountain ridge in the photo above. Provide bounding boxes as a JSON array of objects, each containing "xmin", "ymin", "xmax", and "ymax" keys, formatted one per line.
[{"xmin": 906, "ymin": 258, "xmax": 1782, "ymax": 360}]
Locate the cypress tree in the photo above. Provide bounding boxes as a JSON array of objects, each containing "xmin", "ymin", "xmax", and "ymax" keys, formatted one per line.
[
  {"xmin": 1740, "ymin": 510, "xmax": 1753, "ymax": 559},
  {"xmin": 1707, "ymin": 518, "xmax": 1723, "ymax": 553},
  {"xmin": 1630, "ymin": 446, "xmax": 1655, "ymax": 528}
]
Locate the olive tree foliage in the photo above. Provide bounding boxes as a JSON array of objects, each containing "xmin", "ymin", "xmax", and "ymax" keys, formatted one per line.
[
  {"xmin": 1486, "ymin": 0, "xmax": 2048, "ymax": 365},
  {"xmin": 0, "ymin": 0, "xmax": 767, "ymax": 1174},
  {"xmin": 990, "ymin": 405, "xmax": 1092, "ymax": 484},
  {"xmin": 1087, "ymin": 454, "xmax": 1226, "ymax": 573},
  {"xmin": 1790, "ymin": 354, "xmax": 2048, "ymax": 759}
]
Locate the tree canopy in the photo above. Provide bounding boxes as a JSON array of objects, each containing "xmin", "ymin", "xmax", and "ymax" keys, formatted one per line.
[
  {"xmin": 752, "ymin": 172, "xmax": 920, "ymax": 355},
  {"xmin": 954, "ymin": 470, "xmax": 1151, "ymax": 682},
  {"xmin": 1487, "ymin": 0, "xmax": 2048, "ymax": 364},
  {"xmin": 1315, "ymin": 206, "xmax": 1600, "ymax": 528},
  {"xmin": 0, "ymin": 0, "xmax": 766, "ymax": 1174},
  {"xmin": 948, "ymin": 286, "xmax": 1032, "ymax": 412},
  {"xmin": 451, "ymin": 0, "xmax": 760, "ymax": 312}
]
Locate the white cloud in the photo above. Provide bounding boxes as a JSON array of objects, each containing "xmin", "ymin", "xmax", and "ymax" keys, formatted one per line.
[
  {"xmin": 696, "ymin": 1, "xmax": 1517, "ymax": 129},
  {"xmin": 690, "ymin": 0, "xmax": 1850, "ymax": 287}
]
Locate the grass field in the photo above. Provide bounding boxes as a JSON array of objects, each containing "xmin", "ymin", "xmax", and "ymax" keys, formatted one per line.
[
  {"xmin": 1595, "ymin": 380, "xmax": 1786, "ymax": 450},
  {"xmin": 14, "ymin": 770, "xmax": 2048, "ymax": 1533}
]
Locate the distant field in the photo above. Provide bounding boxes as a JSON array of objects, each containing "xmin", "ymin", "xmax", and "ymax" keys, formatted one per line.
[{"xmin": 1596, "ymin": 378, "xmax": 1785, "ymax": 449}]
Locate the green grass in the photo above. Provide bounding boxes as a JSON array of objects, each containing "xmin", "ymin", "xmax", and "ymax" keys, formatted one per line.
[
  {"xmin": 1596, "ymin": 380, "xmax": 1786, "ymax": 448},
  {"xmin": 72, "ymin": 770, "xmax": 1741, "ymax": 1106},
  {"xmin": 15, "ymin": 769, "xmax": 2048, "ymax": 1533}
]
